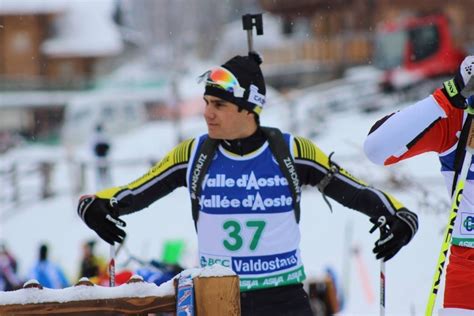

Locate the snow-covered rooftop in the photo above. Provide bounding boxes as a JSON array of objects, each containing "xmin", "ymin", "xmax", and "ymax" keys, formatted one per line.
[
  {"xmin": 0, "ymin": 0, "xmax": 122, "ymax": 57},
  {"xmin": 0, "ymin": 0, "xmax": 67, "ymax": 15},
  {"xmin": 41, "ymin": 0, "xmax": 123, "ymax": 57}
]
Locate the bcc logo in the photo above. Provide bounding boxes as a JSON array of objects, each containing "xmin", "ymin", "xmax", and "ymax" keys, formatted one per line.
[{"xmin": 463, "ymin": 216, "xmax": 474, "ymax": 232}]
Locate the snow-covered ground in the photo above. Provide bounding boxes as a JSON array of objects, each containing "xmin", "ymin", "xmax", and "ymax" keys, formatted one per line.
[{"xmin": 1, "ymin": 91, "xmax": 450, "ymax": 315}]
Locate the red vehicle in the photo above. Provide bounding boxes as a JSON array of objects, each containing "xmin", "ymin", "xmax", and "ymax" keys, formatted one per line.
[{"xmin": 374, "ymin": 14, "xmax": 466, "ymax": 92}]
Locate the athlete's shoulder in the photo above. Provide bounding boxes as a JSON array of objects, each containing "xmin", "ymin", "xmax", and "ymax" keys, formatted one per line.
[
  {"xmin": 169, "ymin": 138, "xmax": 196, "ymax": 163},
  {"xmin": 292, "ymin": 135, "xmax": 322, "ymax": 161},
  {"xmin": 129, "ymin": 137, "xmax": 196, "ymax": 187}
]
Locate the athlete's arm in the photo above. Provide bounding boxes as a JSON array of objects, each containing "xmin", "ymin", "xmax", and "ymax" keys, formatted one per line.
[
  {"xmin": 294, "ymin": 136, "xmax": 404, "ymax": 218},
  {"xmin": 95, "ymin": 138, "xmax": 195, "ymax": 215},
  {"xmin": 363, "ymin": 89, "xmax": 464, "ymax": 166},
  {"xmin": 294, "ymin": 136, "xmax": 418, "ymax": 261}
]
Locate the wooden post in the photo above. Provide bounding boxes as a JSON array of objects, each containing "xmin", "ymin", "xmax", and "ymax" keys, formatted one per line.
[
  {"xmin": 194, "ymin": 275, "xmax": 241, "ymax": 316},
  {"xmin": 76, "ymin": 161, "xmax": 86, "ymax": 194},
  {"xmin": 10, "ymin": 163, "xmax": 18, "ymax": 204},
  {"xmin": 39, "ymin": 161, "xmax": 54, "ymax": 199}
]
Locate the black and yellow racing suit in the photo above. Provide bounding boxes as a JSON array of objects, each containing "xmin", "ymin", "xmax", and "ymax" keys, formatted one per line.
[{"xmin": 95, "ymin": 127, "xmax": 405, "ymax": 220}]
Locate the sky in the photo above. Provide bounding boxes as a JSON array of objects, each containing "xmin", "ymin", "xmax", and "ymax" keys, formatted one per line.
[{"xmin": 0, "ymin": 77, "xmax": 452, "ymax": 315}]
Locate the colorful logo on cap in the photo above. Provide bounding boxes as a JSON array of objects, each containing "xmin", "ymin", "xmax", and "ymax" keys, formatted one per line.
[
  {"xmin": 198, "ymin": 67, "xmax": 245, "ymax": 97},
  {"xmin": 247, "ymin": 84, "xmax": 265, "ymax": 114}
]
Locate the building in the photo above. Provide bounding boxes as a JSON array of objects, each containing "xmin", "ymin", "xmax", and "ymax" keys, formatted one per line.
[
  {"xmin": 0, "ymin": 0, "xmax": 123, "ymax": 144},
  {"xmin": 257, "ymin": 0, "xmax": 474, "ymax": 87}
]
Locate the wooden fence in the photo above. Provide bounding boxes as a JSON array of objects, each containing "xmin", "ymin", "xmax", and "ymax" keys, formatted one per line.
[
  {"xmin": 0, "ymin": 274, "xmax": 240, "ymax": 315},
  {"xmin": 0, "ymin": 157, "xmax": 156, "ymax": 220}
]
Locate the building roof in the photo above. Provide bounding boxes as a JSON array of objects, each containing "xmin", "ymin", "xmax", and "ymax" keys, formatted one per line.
[
  {"xmin": 0, "ymin": 0, "xmax": 123, "ymax": 58},
  {"xmin": 0, "ymin": 0, "xmax": 66, "ymax": 15},
  {"xmin": 41, "ymin": 0, "xmax": 123, "ymax": 57}
]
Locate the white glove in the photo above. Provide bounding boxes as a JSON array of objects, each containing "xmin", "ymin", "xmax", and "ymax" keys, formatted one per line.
[
  {"xmin": 459, "ymin": 55, "xmax": 474, "ymax": 97},
  {"xmin": 442, "ymin": 55, "xmax": 474, "ymax": 108}
]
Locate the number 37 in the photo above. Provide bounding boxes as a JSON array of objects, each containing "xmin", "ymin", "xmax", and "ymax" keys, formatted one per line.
[{"xmin": 223, "ymin": 220, "xmax": 266, "ymax": 251}]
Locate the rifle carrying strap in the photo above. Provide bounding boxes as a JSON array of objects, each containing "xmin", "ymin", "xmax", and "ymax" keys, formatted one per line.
[
  {"xmin": 190, "ymin": 137, "xmax": 219, "ymax": 229},
  {"xmin": 316, "ymin": 152, "xmax": 339, "ymax": 212},
  {"xmin": 189, "ymin": 127, "xmax": 301, "ymax": 230},
  {"xmin": 261, "ymin": 127, "xmax": 301, "ymax": 223}
]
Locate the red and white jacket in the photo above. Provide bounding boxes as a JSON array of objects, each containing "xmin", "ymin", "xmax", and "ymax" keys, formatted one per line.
[{"xmin": 364, "ymin": 89, "xmax": 474, "ymax": 248}]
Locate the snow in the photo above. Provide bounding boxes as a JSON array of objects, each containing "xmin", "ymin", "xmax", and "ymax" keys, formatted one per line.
[
  {"xmin": 0, "ymin": 79, "xmax": 452, "ymax": 315},
  {"xmin": 180, "ymin": 264, "xmax": 236, "ymax": 279},
  {"xmin": 0, "ymin": 277, "xmax": 174, "ymax": 305}
]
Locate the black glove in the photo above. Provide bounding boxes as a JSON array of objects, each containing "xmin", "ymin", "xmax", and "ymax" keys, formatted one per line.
[
  {"xmin": 77, "ymin": 195, "xmax": 126, "ymax": 245},
  {"xmin": 369, "ymin": 209, "xmax": 418, "ymax": 262},
  {"xmin": 441, "ymin": 55, "xmax": 474, "ymax": 109}
]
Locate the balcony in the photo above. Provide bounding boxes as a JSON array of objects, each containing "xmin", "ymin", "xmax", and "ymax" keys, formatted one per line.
[
  {"xmin": 0, "ymin": 75, "xmax": 92, "ymax": 91},
  {"xmin": 259, "ymin": 0, "xmax": 349, "ymax": 15}
]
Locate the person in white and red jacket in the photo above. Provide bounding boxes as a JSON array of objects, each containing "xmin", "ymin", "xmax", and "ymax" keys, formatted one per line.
[{"xmin": 364, "ymin": 56, "xmax": 474, "ymax": 315}]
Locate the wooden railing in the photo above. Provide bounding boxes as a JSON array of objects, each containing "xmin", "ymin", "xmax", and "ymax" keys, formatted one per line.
[
  {"xmin": 0, "ymin": 157, "xmax": 157, "ymax": 221},
  {"xmin": 0, "ymin": 272, "xmax": 240, "ymax": 315}
]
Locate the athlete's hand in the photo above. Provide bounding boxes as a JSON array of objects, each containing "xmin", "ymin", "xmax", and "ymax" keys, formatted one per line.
[
  {"xmin": 77, "ymin": 195, "xmax": 126, "ymax": 245},
  {"xmin": 442, "ymin": 55, "xmax": 474, "ymax": 109},
  {"xmin": 369, "ymin": 209, "xmax": 418, "ymax": 262}
]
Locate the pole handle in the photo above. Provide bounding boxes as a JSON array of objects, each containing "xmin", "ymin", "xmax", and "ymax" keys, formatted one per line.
[{"xmin": 242, "ymin": 14, "xmax": 263, "ymax": 53}]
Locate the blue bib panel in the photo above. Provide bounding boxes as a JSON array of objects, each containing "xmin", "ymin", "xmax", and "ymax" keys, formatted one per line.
[{"xmin": 187, "ymin": 134, "xmax": 306, "ymax": 291}]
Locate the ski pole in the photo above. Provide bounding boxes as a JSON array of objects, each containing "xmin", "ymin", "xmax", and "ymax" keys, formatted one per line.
[
  {"xmin": 109, "ymin": 244, "xmax": 115, "ymax": 287},
  {"xmin": 425, "ymin": 97, "xmax": 474, "ymax": 315},
  {"xmin": 374, "ymin": 215, "xmax": 387, "ymax": 316},
  {"xmin": 108, "ymin": 198, "xmax": 119, "ymax": 287},
  {"xmin": 242, "ymin": 13, "xmax": 263, "ymax": 54},
  {"xmin": 380, "ymin": 260, "xmax": 385, "ymax": 316}
]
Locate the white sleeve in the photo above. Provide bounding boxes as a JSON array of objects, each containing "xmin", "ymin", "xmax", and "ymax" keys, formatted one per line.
[{"xmin": 363, "ymin": 95, "xmax": 446, "ymax": 165}]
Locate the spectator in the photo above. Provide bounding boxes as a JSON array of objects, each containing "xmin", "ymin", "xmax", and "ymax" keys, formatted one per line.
[
  {"xmin": 0, "ymin": 242, "xmax": 22, "ymax": 291},
  {"xmin": 92, "ymin": 123, "xmax": 111, "ymax": 189},
  {"xmin": 27, "ymin": 243, "xmax": 69, "ymax": 289},
  {"xmin": 79, "ymin": 240, "xmax": 106, "ymax": 284}
]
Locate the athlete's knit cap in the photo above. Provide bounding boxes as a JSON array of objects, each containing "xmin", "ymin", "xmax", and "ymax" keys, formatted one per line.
[{"xmin": 204, "ymin": 52, "xmax": 266, "ymax": 115}]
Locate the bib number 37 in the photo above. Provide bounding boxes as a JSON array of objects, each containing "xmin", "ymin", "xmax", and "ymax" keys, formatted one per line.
[{"xmin": 223, "ymin": 220, "xmax": 266, "ymax": 251}]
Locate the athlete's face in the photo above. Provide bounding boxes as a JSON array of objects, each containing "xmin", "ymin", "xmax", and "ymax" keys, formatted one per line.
[{"xmin": 203, "ymin": 95, "xmax": 257, "ymax": 140}]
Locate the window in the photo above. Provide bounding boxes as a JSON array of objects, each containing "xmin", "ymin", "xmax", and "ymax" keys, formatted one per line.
[{"xmin": 409, "ymin": 24, "xmax": 439, "ymax": 62}]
